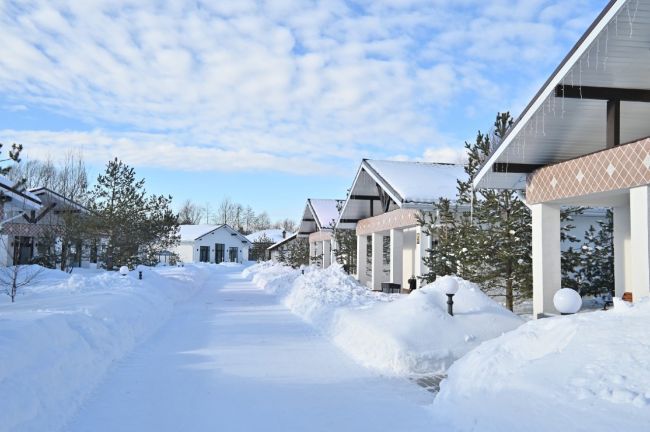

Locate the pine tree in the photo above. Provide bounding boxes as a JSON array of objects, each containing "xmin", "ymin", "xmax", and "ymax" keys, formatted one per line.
[
  {"xmin": 418, "ymin": 198, "xmax": 461, "ymax": 282},
  {"xmin": 332, "ymin": 199, "xmax": 356, "ymax": 274},
  {"xmin": 575, "ymin": 210, "xmax": 614, "ymax": 296},
  {"xmin": 286, "ymin": 237, "xmax": 309, "ymax": 268},
  {"xmin": 89, "ymin": 158, "xmax": 179, "ymax": 269}
]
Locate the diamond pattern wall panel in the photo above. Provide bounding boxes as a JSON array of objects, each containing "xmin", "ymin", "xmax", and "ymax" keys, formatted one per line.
[
  {"xmin": 356, "ymin": 208, "xmax": 419, "ymax": 236},
  {"xmin": 527, "ymin": 137, "xmax": 650, "ymax": 204}
]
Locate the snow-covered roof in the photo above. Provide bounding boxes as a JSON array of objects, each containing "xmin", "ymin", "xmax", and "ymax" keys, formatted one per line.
[
  {"xmin": 267, "ymin": 232, "xmax": 298, "ymax": 251},
  {"xmin": 0, "ymin": 174, "xmax": 41, "ymax": 210},
  {"xmin": 179, "ymin": 225, "xmax": 220, "ymax": 241},
  {"xmin": 309, "ymin": 199, "xmax": 340, "ymax": 229},
  {"xmin": 298, "ymin": 198, "xmax": 342, "ymax": 235},
  {"xmin": 29, "ymin": 187, "xmax": 89, "ymax": 212},
  {"xmin": 337, "ymin": 159, "xmax": 465, "ymax": 229},
  {"xmin": 365, "ymin": 160, "xmax": 464, "ymax": 204},
  {"xmin": 179, "ymin": 224, "xmax": 250, "ymax": 243},
  {"xmin": 246, "ymin": 229, "xmax": 287, "ymax": 244},
  {"xmin": 474, "ymin": 0, "xmax": 650, "ymax": 190}
]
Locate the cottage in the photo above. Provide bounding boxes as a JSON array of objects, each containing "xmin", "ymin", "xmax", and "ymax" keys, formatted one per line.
[
  {"xmin": 1, "ymin": 185, "xmax": 97, "ymax": 268},
  {"xmin": 298, "ymin": 199, "xmax": 341, "ymax": 268},
  {"xmin": 337, "ymin": 159, "xmax": 465, "ymax": 291},
  {"xmin": 474, "ymin": 0, "xmax": 650, "ymax": 317},
  {"xmin": 0, "ymin": 176, "xmax": 43, "ymax": 265},
  {"xmin": 174, "ymin": 224, "xmax": 250, "ymax": 264},
  {"xmin": 267, "ymin": 232, "xmax": 298, "ymax": 262}
]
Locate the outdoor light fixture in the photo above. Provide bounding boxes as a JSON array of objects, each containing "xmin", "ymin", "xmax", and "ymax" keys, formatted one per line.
[
  {"xmin": 440, "ymin": 277, "xmax": 459, "ymax": 316},
  {"xmin": 553, "ymin": 288, "xmax": 582, "ymax": 315},
  {"xmin": 119, "ymin": 266, "xmax": 129, "ymax": 277}
]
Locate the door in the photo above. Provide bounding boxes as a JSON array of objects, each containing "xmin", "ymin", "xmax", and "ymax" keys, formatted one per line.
[
  {"xmin": 199, "ymin": 246, "xmax": 210, "ymax": 262},
  {"xmin": 215, "ymin": 243, "xmax": 225, "ymax": 263},
  {"xmin": 228, "ymin": 247, "xmax": 238, "ymax": 263},
  {"xmin": 13, "ymin": 236, "xmax": 34, "ymax": 265}
]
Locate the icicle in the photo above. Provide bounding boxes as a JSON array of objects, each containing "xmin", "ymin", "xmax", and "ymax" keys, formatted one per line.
[
  {"xmin": 595, "ymin": 37, "xmax": 599, "ymax": 70},
  {"xmin": 629, "ymin": 0, "xmax": 639, "ymax": 38},
  {"xmin": 579, "ymin": 60, "xmax": 583, "ymax": 99}
]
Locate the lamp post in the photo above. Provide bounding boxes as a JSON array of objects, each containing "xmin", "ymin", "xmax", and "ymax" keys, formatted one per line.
[
  {"xmin": 119, "ymin": 266, "xmax": 129, "ymax": 277},
  {"xmin": 553, "ymin": 288, "xmax": 582, "ymax": 315},
  {"xmin": 440, "ymin": 277, "xmax": 459, "ymax": 316}
]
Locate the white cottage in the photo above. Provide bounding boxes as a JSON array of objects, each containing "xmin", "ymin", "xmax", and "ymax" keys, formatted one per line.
[
  {"xmin": 174, "ymin": 224, "xmax": 250, "ymax": 264},
  {"xmin": 337, "ymin": 159, "xmax": 464, "ymax": 291},
  {"xmin": 268, "ymin": 232, "xmax": 298, "ymax": 262},
  {"xmin": 298, "ymin": 199, "xmax": 341, "ymax": 268},
  {"xmin": 474, "ymin": 0, "xmax": 650, "ymax": 317}
]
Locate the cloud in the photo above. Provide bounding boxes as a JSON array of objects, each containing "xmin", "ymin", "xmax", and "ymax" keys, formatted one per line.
[{"xmin": 0, "ymin": 0, "xmax": 608, "ymax": 172}]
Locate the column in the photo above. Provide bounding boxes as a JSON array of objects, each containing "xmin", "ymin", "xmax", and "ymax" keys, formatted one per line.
[
  {"xmin": 415, "ymin": 226, "xmax": 429, "ymax": 282},
  {"xmin": 330, "ymin": 238, "xmax": 337, "ymax": 268},
  {"xmin": 322, "ymin": 240, "xmax": 331, "ymax": 268},
  {"xmin": 356, "ymin": 234, "xmax": 367, "ymax": 284},
  {"xmin": 531, "ymin": 203, "xmax": 561, "ymax": 318},
  {"xmin": 371, "ymin": 232, "xmax": 383, "ymax": 291},
  {"xmin": 629, "ymin": 186, "xmax": 650, "ymax": 300},
  {"xmin": 613, "ymin": 204, "xmax": 631, "ymax": 298},
  {"xmin": 389, "ymin": 228, "xmax": 403, "ymax": 286}
]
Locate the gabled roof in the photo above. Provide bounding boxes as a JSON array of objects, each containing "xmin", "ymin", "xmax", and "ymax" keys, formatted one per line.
[
  {"xmin": 0, "ymin": 174, "xmax": 41, "ymax": 210},
  {"xmin": 246, "ymin": 229, "xmax": 287, "ymax": 243},
  {"xmin": 29, "ymin": 187, "xmax": 89, "ymax": 212},
  {"xmin": 474, "ymin": 0, "xmax": 650, "ymax": 190},
  {"xmin": 337, "ymin": 159, "xmax": 464, "ymax": 229},
  {"xmin": 298, "ymin": 198, "xmax": 341, "ymax": 236},
  {"xmin": 267, "ymin": 232, "xmax": 298, "ymax": 251},
  {"xmin": 178, "ymin": 224, "xmax": 249, "ymax": 243}
]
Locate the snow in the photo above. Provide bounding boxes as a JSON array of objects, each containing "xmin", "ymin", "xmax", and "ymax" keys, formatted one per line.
[
  {"xmin": 178, "ymin": 224, "xmax": 221, "ymax": 241},
  {"xmin": 61, "ymin": 264, "xmax": 440, "ymax": 431},
  {"xmin": 0, "ymin": 264, "xmax": 212, "ymax": 432},
  {"xmin": 309, "ymin": 199, "xmax": 340, "ymax": 228},
  {"xmin": 366, "ymin": 160, "xmax": 465, "ymax": 204},
  {"xmin": 246, "ymin": 228, "xmax": 287, "ymax": 243},
  {"xmin": 246, "ymin": 263, "xmax": 522, "ymax": 375},
  {"xmin": 432, "ymin": 298, "xmax": 650, "ymax": 431}
]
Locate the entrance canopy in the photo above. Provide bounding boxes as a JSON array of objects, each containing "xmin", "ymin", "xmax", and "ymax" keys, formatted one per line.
[
  {"xmin": 337, "ymin": 159, "xmax": 464, "ymax": 229},
  {"xmin": 475, "ymin": 0, "xmax": 650, "ymax": 190}
]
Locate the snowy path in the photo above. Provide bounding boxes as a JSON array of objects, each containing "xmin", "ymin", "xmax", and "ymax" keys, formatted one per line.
[{"xmin": 63, "ymin": 267, "xmax": 441, "ymax": 431}]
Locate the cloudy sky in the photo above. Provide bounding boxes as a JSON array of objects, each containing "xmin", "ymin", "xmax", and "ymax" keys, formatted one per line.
[{"xmin": 0, "ymin": 0, "xmax": 608, "ymax": 221}]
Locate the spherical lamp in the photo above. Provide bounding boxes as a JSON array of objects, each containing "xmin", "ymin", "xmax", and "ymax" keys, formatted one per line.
[
  {"xmin": 553, "ymin": 288, "xmax": 582, "ymax": 315},
  {"xmin": 119, "ymin": 265, "xmax": 129, "ymax": 277}
]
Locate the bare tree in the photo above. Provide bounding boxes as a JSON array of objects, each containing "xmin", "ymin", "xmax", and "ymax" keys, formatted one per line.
[
  {"xmin": 203, "ymin": 202, "xmax": 212, "ymax": 224},
  {"xmin": 243, "ymin": 206, "xmax": 256, "ymax": 234},
  {"xmin": 178, "ymin": 200, "xmax": 204, "ymax": 224},
  {"xmin": 216, "ymin": 197, "xmax": 233, "ymax": 225},
  {"xmin": 0, "ymin": 264, "xmax": 43, "ymax": 303},
  {"xmin": 253, "ymin": 211, "xmax": 271, "ymax": 231}
]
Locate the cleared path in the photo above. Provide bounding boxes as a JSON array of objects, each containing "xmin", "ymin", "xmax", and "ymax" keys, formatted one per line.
[{"xmin": 64, "ymin": 266, "xmax": 439, "ymax": 431}]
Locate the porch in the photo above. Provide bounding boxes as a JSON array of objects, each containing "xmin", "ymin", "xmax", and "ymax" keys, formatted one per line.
[
  {"xmin": 528, "ymin": 137, "xmax": 650, "ymax": 317},
  {"xmin": 355, "ymin": 208, "xmax": 429, "ymax": 292}
]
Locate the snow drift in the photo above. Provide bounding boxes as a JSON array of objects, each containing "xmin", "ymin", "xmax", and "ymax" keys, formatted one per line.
[
  {"xmin": 0, "ymin": 264, "xmax": 214, "ymax": 432},
  {"xmin": 432, "ymin": 298, "xmax": 650, "ymax": 431},
  {"xmin": 246, "ymin": 263, "xmax": 522, "ymax": 375}
]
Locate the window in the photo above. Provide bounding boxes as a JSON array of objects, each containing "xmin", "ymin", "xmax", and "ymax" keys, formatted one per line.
[
  {"xmin": 199, "ymin": 246, "xmax": 210, "ymax": 262},
  {"xmin": 215, "ymin": 243, "xmax": 225, "ymax": 263}
]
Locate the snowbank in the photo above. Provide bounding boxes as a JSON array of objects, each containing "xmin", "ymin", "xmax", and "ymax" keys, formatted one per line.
[
  {"xmin": 432, "ymin": 299, "xmax": 650, "ymax": 431},
  {"xmin": 333, "ymin": 276, "xmax": 523, "ymax": 375},
  {"xmin": 0, "ymin": 264, "xmax": 214, "ymax": 432},
  {"xmin": 247, "ymin": 263, "xmax": 522, "ymax": 375}
]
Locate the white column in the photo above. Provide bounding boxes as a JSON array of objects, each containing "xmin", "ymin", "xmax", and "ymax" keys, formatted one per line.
[
  {"xmin": 415, "ymin": 226, "xmax": 429, "ymax": 281},
  {"xmin": 371, "ymin": 232, "xmax": 383, "ymax": 291},
  {"xmin": 630, "ymin": 186, "xmax": 650, "ymax": 301},
  {"xmin": 613, "ymin": 204, "xmax": 631, "ymax": 298},
  {"xmin": 389, "ymin": 229, "xmax": 403, "ymax": 286},
  {"xmin": 532, "ymin": 203, "xmax": 561, "ymax": 318},
  {"xmin": 356, "ymin": 234, "xmax": 367, "ymax": 284},
  {"xmin": 329, "ymin": 238, "xmax": 337, "ymax": 267},
  {"xmin": 322, "ymin": 240, "xmax": 331, "ymax": 268}
]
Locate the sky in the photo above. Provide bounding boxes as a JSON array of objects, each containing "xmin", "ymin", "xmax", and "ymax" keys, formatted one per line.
[{"xmin": 0, "ymin": 0, "xmax": 610, "ymax": 222}]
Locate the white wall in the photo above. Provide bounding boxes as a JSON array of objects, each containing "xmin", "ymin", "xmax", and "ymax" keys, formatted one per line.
[{"xmin": 173, "ymin": 227, "xmax": 249, "ymax": 264}]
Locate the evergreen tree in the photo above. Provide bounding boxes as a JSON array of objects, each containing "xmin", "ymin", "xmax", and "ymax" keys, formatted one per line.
[
  {"xmin": 89, "ymin": 158, "xmax": 179, "ymax": 269},
  {"xmin": 418, "ymin": 198, "xmax": 461, "ymax": 282},
  {"xmin": 286, "ymin": 237, "xmax": 310, "ymax": 268},
  {"xmin": 575, "ymin": 211, "xmax": 614, "ymax": 296},
  {"xmin": 332, "ymin": 199, "xmax": 356, "ymax": 274}
]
